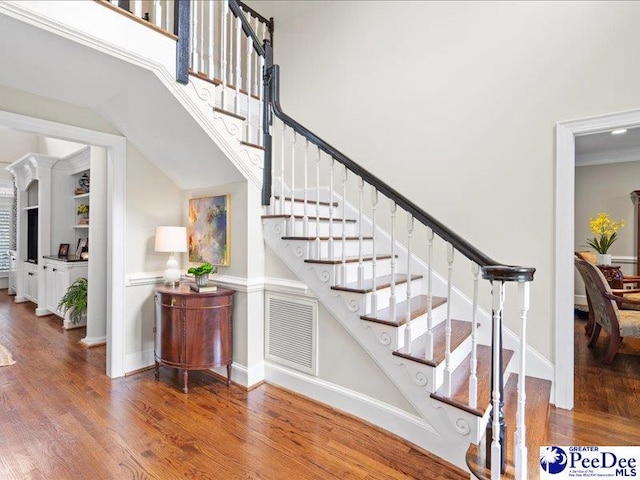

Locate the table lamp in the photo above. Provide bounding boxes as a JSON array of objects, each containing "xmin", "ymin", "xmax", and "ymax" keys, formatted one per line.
[{"xmin": 155, "ymin": 226, "xmax": 187, "ymax": 287}]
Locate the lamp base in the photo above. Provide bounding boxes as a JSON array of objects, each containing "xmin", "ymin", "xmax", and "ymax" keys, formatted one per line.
[{"xmin": 163, "ymin": 253, "xmax": 182, "ymax": 287}]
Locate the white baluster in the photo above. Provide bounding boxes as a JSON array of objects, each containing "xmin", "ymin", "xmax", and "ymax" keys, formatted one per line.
[
  {"xmin": 371, "ymin": 188, "xmax": 379, "ymax": 315},
  {"xmin": 220, "ymin": 1, "xmax": 228, "ymax": 109},
  {"xmin": 491, "ymin": 280, "xmax": 505, "ymax": 480},
  {"xmin": 258, "ymin": 52, "xmax": 264, "ymax": 146},
  {"xmin": 388, "ymin": 201, "xmax": 397, "ymax": 321},
  {"xmin": 280, "ymin": 122, "xmax": 285, "ymax": 217},
  {"xmin": 133, "ymin": 0, "xmax": 142, "ymax": 18},
  {"xmin": 246, "ymin": 21, "xmax": 253, "ymax": 142},
  {"xmin": 198, "ymin": 1, "xmax": 205, "ymax": 73},
  {"xmin": 269, "ymin": 118, "xmax": 275, "ymax": 215},
  {"xmin": 252, "ymin": 16, "xmax": 260, "ymax": 100},
  {"xmin": 234, "ymin": 16, "xmax": 241, "ymax": 115},
  {"xmin": 338, "ymin": 166, "xmax": 348, "ymax": 286},
  {"xmin": 469, "ymin": 262, "xmax": 480, "ymax": 409},
  {"xmin": 328, "ymin": 158, "xmax": 335, "ymax": 261},
  {"xmin": 357, "ymin": 177, "xmax": 364, "ymax": 289},
  {"xmin": 314, "ymin": 148, "xmax": 321, "ymax": 259},
  {"xmin": 515, "ymin": 281, "xmax": 530, "ymax": 480},
  {"xmin": 303, "ymin": 140, "xmax": 309, "ymax": 238},
  {"xmin": 164, "ymin": 0, "xmax": 171, "ymax": 31},
  {"xmin": 424, "ymin": 227, "xmax": 435, "ymax": 360},
  {"xmin": 207, "ymin": 0, "xmax": 215, "ymax": 79},
  {"xmin": 404, "ymin": 214, "xmax": 414, "ymax": 353},
  {"xmin": 443, "ymin": 243, "xmax": 454, "ymax": 397},
  {"xmin": 153, "ymin": 0, "xmax": 162, "ymax": 29},
  {"xmin": 289, "ymin": 132, "xmax": 297, "ymax": 236},
  {"xmin": 190, "ymin": 1, "xmax": 200, "ymax": 72}
]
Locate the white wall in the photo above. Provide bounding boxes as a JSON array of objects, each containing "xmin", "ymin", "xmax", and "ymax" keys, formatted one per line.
[
  {"xmin": 247, "ymin": 0, "xmax": 640, "ymax": 364},
  {"xmin": 0, "ymin": 128, "xmax": 38, "ymax": 183}
]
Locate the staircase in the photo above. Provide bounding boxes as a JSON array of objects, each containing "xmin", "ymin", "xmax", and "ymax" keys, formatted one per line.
[{"xmin": 73, "ymin": 0, "xmax": 551, "ymax": 476}]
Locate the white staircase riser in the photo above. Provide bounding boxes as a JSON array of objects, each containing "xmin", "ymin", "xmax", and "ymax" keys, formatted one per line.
[
  {"xmin": 330, "ymin": 278, "xmax": 424, "ymax": 317},
  {"xmin": 284, "ymin": 238, "xmax": 375, "ymax": 259},
  {"xmin": 362, "ymin": 306, "xmax": 449, "ymax": 352},
  {"xmin": 277, "ymin": 201, "xmax": 335, "ymax": 218},
  {"xmin": 290, "ymin": 220, "xmax": 357, "ymax": 237}
]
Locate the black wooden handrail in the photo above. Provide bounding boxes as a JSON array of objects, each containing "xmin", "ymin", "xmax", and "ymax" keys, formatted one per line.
[
  {"xmin": 237, "ymin": 0, "xmax": 274, "ymax": 40},
  {"xmin": 228, "ymin": 0, "xmax": 265, "ymax": 57}
]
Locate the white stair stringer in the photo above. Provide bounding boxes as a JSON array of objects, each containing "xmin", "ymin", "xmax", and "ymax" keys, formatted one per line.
[{"xmin": 264, "ymin": 216, "xmax": 482, "ymax": 469}]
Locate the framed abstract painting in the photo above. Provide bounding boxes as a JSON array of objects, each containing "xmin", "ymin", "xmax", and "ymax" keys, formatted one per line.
[{"xmin": 187, "ymin": 194, "xmax": 230, "ymax": 266}]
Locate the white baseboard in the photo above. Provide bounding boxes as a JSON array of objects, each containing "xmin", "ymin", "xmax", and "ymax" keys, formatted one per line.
[
  {"xmin": 574, "ymin": 294, "xmax": 587, "ymax": 306},
  {"xmin": 213, "ymin": 361, "xmax": 265, "ymax": 387},
  {"xmin": 81, "ymin": 335, "xmax": 107, "ymax": 348},
  {"xmin": 264, "ymin": 362, "xmax": 468, "ymax": 470},
  {"xmin": 124, "ymin": 349, "xmax": 154, "ymax": 373},
  {"xmin": 35, "ymin": 307, "xmax": 51, "ymax": 317}
]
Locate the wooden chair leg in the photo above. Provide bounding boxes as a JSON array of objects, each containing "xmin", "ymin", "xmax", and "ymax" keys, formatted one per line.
[
  {"xmin": 604, "ymin": 332, "xmax": 622, "ymax": 364},
  {"xmin": 588, "ymin": 323, "xmax": 601, "ymax": 348}
]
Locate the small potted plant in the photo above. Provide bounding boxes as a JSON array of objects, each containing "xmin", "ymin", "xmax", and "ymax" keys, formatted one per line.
[
  {"xmin": 77, "ymin": 204, "xmax": 89, "ymax": 225},
  {"xmin": 58, "ymin": 277, "xmax": 88, "ymax": 329},
  {"xmin": 187, "ymin": 262, "xmax": 216, "ymax": 287}
]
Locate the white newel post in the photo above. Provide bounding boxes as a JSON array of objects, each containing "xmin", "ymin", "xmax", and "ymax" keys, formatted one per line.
[
  {"xmin": 491, "ymin": 280, "xmax": 505, "ymax": 480},
  {"xmin": 515, "ymin": 281, "xmax": 530, "ymax": 480}
]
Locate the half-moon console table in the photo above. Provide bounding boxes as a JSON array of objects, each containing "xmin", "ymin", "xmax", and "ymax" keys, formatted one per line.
[{"xmin": 154, "ymin": 285, "xmax": 234, "ymax": 393}]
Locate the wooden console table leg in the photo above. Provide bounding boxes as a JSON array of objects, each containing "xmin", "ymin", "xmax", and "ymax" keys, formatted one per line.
[
  {"xmin": 183, "ymin": 369, "xmax": 189, "ymax": 394},
  {"xmin": 226, "ymin": 363, "xmax": 231, "ymax": 386}
]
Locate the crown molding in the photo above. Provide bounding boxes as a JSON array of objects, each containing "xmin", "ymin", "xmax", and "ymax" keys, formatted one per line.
[{"xmin": 576, "ymin": 146, "xmax": 640, "ymax": 167}]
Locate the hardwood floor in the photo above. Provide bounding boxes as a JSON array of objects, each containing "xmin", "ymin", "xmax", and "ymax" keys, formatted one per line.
[
  {"xmin": 0, "ymin": 290, "xmax": 465, "ymax": 480},
  {"xmin": 545, "ymin": 313, "xmax": 640, "ymax": 446},
  {"xmin": 3, "ymin": 292, "xmax": 639, "ymax": 479}
]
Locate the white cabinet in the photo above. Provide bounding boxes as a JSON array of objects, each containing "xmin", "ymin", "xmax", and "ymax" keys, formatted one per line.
[
  {"xmin": 43, "ymin": 257, "xmax": 88, "ymax": 328},
  {"xmin": 23, "ymin": 262, "xmax": 38, "ymax": 303}
]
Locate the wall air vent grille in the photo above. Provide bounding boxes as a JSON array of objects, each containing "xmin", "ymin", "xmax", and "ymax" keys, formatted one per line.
[{"xmin": 265, "ymin": 293, "xmax": 317, "ymax": 375}]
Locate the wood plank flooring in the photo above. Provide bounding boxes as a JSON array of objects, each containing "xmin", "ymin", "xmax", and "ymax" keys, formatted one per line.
[
  {"xmin": 3, "ymin": 292, "xmax": 640, "ymax": 479},
  {"xmin": 0, "ymin": 290, "xmax": 465, "ymax": 479},
  {"xmin": 545, "ymin": 313, "xmax": 640, "ymax": 446}
]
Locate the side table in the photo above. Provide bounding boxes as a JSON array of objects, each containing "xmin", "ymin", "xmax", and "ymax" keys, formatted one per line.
[{"xmin": 154, "ymin": 284, "xmax": 234, "ymax": 393}]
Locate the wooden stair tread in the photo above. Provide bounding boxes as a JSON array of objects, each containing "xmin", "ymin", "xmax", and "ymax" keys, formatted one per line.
[
  {"xmin": 274, "ymin": 195, "xmax": 338, "ymax": 207},
  {"xmin": 262, "ymin": 214, "xmax": 356, "ymax": 223},
  {"xmin": 392, "ymin": 319, "xmax": 472, "ymax": 367},
  {"xmin": 430, "ymin": 345, "xmax": 514, "ymax": 416},
  {"xmin": 213, "ymin": 106, "xmax": 246, "ymax": 121},
  {"xmin": 281, "ymin": 236, "xmax": 373, "ymax": 241},
  {"xmin": 361, "ymin": 294, "xmax": 446, "ymax": 326},
  {"xmin": 331, "ymin": 274, "xmax": 423, "ymax": 294},
  {"xmin": 240, "ymin": 141, "xmax": 264, "ymax": 150},
  {"xmin": 305, "ymin": 254, "xmax": 394, "ymax": 265},
  {"xmin": 188, "ymin": 70, "xmax": 222, "ymax": 86},
  {"xmin": 466, "ymin": 375, "xmax": 552, "ymax": 480}
]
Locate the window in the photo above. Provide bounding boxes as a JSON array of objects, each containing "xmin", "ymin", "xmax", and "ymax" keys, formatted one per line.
[{"xmin": 0, "ymin": 191, "xmax": 14, "ymax": 273}]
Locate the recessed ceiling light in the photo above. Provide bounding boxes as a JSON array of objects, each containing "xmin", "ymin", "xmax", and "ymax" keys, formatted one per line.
[{"xmin": 611, "ymin": 129, "xmax": 628, "ymax": 135}]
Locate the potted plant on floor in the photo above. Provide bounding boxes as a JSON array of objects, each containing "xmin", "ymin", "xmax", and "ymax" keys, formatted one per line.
[{"xmin": 58, "ymin": 277, "xmax": 88, "ymax": 329}]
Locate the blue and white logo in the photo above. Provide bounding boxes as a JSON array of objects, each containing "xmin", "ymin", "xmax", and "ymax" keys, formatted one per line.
[{"xmin": 540, "ymin": 446, "xmax": 568, "ymax": 474}]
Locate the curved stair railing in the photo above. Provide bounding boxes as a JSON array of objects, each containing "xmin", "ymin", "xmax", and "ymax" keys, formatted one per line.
[{"xmin": 100, "ymin": 1, "xmax": 536, "ymax": 477}]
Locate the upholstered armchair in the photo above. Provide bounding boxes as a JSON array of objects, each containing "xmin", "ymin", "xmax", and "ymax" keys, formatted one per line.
[{"xmin": 574, "ymin": 258, "xmax": 640, "ymax": 363}]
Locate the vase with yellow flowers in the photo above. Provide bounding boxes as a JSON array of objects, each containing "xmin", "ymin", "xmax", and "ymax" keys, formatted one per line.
[{"xmin": 586, "ymin": 212, "xmax": 625, "ymax": 265}]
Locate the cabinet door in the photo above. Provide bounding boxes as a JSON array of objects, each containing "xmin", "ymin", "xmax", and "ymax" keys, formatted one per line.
[
  {"xmin": 22, "ymin": 269, "xmax": 32, "ymax": 301},
  {"xmin": 29, "ymin": 271, "xmax": 38, "ymax": 303},
  {"xmin": 155, "ymin": 293, "xmax": 184, "ymax": 366},
  {"xmin": 44, "ymin": 263, "xmax": 58, "ymax": 313}
]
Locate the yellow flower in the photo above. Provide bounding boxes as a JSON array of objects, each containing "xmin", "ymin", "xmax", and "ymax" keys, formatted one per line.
[{"xmin": 586, "ymin": 212, "xmax": 625, "ymax": 254}]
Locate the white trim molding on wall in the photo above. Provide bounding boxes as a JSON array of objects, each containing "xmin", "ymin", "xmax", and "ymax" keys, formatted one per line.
[{"xmin": 556, "ymin": 108, "xmax": 640, "ymax": 410}]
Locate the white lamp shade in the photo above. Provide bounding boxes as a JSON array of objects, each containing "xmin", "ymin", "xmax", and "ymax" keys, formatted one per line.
[{"xmin": 155, "ymin": 226, "xmax": 187, "ymax": 253}]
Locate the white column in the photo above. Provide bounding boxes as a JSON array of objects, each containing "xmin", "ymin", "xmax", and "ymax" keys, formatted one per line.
[
  {"xmin": 469, "ymin": 262, "xmax": 480, "ymax": 409},
  {"xmin": 424, "ymin": 227, "xmax": 435, "ymax": 360},
  {"xmin": 491, "ymin": 280, "xmax": 505, "ymax": 480},
  {"xmin": 515, "ymin": 281, "xmax": 530, "ymax": 480},
  {"xmin": 404, "ymin": 214, "xmax": 414, "ymax": 353},
  {"xmin": 370, "ymin": 188, "xmax": 379, "ymax": 315},
  {"xmin": 443, "ymin": 243, "xmax": 454, "ymax": 397}
]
